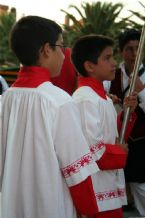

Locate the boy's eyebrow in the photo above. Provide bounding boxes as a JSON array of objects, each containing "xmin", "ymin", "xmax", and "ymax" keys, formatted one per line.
[
  {"xmin": 101, "ymin": 54, "xmax": 114, "ymax": 60},
  {"xmin": 104, "ymin": 53, "xmax": 113, "ymax": 57}
]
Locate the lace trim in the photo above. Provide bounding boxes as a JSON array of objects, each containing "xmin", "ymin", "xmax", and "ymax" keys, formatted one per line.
[
  {"xmin": 96, "ymin": 188, "xmax": 125, "ymax": 201},
  {"xmin": 62, "ymin": 153, "xmax": 93, "ymax": 178},
  {"xmin": 90, "ymin": 141, "xmax": 105, "ymax": 154}
]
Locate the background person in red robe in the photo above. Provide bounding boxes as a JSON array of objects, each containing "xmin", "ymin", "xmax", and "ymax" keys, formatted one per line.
[{"xmin": 51, "ymin": 47, "xmax": 77, "ymax": 95}]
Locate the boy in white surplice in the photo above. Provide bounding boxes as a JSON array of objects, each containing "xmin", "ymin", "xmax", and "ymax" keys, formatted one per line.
[
  {"xmin": 71, "ymin": 35, "xmax": 137, "ymax": 218},
  {"xmin": 0, "ymin": 16, "xmax": 100, "ymax": 218}
]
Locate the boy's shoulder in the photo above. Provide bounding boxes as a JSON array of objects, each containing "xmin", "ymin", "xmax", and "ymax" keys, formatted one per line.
[
  {"xmin": 4, "ymin": 82, "xmax": 74, "ymax": 109},
  {"xmin": 73, "ymin": 86, "xmax": 100, "ymax": 104},
  {"xmin": 38, "ymin": 82, "xmax": 74, "ymax": 106}
]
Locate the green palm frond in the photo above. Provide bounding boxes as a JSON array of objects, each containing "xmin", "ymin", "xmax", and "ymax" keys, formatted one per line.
[
  {"xmin": 68, "ymin": 4, "xmax": 85, "ymax": 19},
  {"xmin": 129, "ymin": 1, "xmax": 145, "ymax": 29},
  {"xmin": 139, "ymin": 1, "xmax": 145, "ymax": 9},
  {"xmin": 61, "ymin": 1, "xmax": 131, "ymax": 47},
  {"xmin": 129, "ymin": 10, "xmax": 145, "ymax": 21}
]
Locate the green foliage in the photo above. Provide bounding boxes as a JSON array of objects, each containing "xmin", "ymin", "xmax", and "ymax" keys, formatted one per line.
[
  {"xmin": 61, "ymin": 2, "xmax": 131, "ymax": 48},
  {"xmin": 0, "ymin": 12, "xmax": 19, "ymax": 66},
  {"xmin": 129, "ymin": 1, "xmax": 145, "ymax": 30}
]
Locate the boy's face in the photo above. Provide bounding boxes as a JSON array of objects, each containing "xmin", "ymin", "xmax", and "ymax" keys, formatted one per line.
[
  {"xmin": 48, "ymin": 34, "xmax": 65, "ymax": 77},
  {"xmin": 39, "ymin": 34, "xmax": 65, "ymax": 77},
  {"xmin": 86, "ymin": 46, "xmax": 116, "ymax": 82},
  {"xmin": 120, "ymin": 40, "xmax": 139, "ymax": 72}
]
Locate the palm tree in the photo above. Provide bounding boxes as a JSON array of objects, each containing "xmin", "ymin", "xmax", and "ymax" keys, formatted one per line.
[
  {"xmin": 61, "ymin": 1, "xmax": 131, "ymax": 47},
  {"xmin": 129, "ymin": 1, "xmax": 145, "ymax": 30}
]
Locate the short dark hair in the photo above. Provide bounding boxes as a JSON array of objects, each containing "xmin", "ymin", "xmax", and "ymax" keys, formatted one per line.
[
  {"xmin": 10, "ymin": 16, "xmax": 62, "ymax": 66},
  {"xmin": 118, "ymin": 28, "xmax": 141, "ymax": 51},
  {"xmin": 71, "ymin": 34, "xmax": 114, "ymax": 77}
]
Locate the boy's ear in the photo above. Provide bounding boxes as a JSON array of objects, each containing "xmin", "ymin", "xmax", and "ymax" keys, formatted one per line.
[
  {"xmin": 40, "ymin": 42, "xmax": 51, "ymax": 57},
  {"xmin": 84, "ymin": 61, "xmax": 95, "ymax": 73}
]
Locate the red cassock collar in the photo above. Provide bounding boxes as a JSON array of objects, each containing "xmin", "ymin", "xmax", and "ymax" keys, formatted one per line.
[
  {"xmin": 12, "ymin": 66, "xmax": 51, "ymax": 88},
  {"xmin": 78, "ymin": 76, "xmax": 107, "ymax": 100}
]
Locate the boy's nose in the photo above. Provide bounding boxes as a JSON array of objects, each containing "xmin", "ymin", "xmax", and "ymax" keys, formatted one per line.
[
  {"xmin": 132, "ymin": 47, "xmax": 138, "ymax": 56},
  {"xmin": 113, "ymin": 59, "xmax": 117, "ymax": 66}
]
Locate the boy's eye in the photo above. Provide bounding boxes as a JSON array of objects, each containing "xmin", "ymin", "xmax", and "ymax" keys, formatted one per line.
[
  {"xmin": 50, "ymin": 44, "xmax": 66, "ymax": 53},
  {"xmin": 125, "ymin": 47, "xmax": 138, "ymax": 53},
  {"xmin": 104, "ymin": 55, "xmax": 111, "ymax": 60}
]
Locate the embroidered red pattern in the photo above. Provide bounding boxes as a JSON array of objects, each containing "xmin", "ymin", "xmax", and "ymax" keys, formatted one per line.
[
  {"xmin": 62, "ymin": 153, "xmax": 93, "ymax": 178},
  {"xmin": 96, "ymin": 188, "xmax": 125, "ymax": 201},
  {"xmin": 90, "ymin": 141, "xmax": 105, "ymax": 154}
]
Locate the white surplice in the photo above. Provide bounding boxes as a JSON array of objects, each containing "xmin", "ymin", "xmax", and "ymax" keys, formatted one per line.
[
  {"xmin": 73, "ymin": 86, "xmax": 127, "ymax": 212},
  {"xmin": 0, "ymin": 82, "xmax": 98, "ymax": 218}
]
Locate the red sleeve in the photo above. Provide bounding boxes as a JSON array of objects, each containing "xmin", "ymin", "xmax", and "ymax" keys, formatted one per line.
[
  {"xmin": 117, "ymin": 111, "xmax": 137, "ymax": 142},
  {"xmin": 97, "ymin": 144, "xmax": 127, "ymax": 170},
  {"xmin": 69, "ymin": 176, "xmax": 98, "ymax": 216}
]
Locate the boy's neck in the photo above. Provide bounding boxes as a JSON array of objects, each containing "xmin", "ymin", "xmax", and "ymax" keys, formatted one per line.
[
  {"xmin": 88, "ymin": 75, "xmax": 103, "ymax": 85},
  {"xmin": 124, "ymin": 64, "xmax": 133, "ymax": 76}
]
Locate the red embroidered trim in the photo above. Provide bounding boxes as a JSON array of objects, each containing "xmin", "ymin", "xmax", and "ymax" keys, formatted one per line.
[
  {"xmin": 62, "ymin": 153, "xmax": 93, "ymax": 178},
  {"xmin": 96, "ymin": 188, "xmax": 125, "ymax": 201},
  {"xmin": 90, "ymin": 141, "xmax": 105, "ymax": 154}
]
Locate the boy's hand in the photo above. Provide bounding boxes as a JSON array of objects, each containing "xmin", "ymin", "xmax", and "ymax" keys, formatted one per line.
[
  {"xmin": 123, "ymin": 92, "xmax": 138, "ymax": 112},
  {"xmin": 129, "ymin": 76, "xmax": 145, "ymax": 93},
  {"xmin": 134, "ymin": 77, "xmax": 145, "ymax": 93},
  {"xmin": 107, "ymin": 93, "xmax": 121, "ymax": 104},
  {"xmin": 121, "ymin": 143, "xmax": 129, "ymax": 153},
  {"xmin": 116, "ymin": 139, "xmax": 128, "ymax": 153}
]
